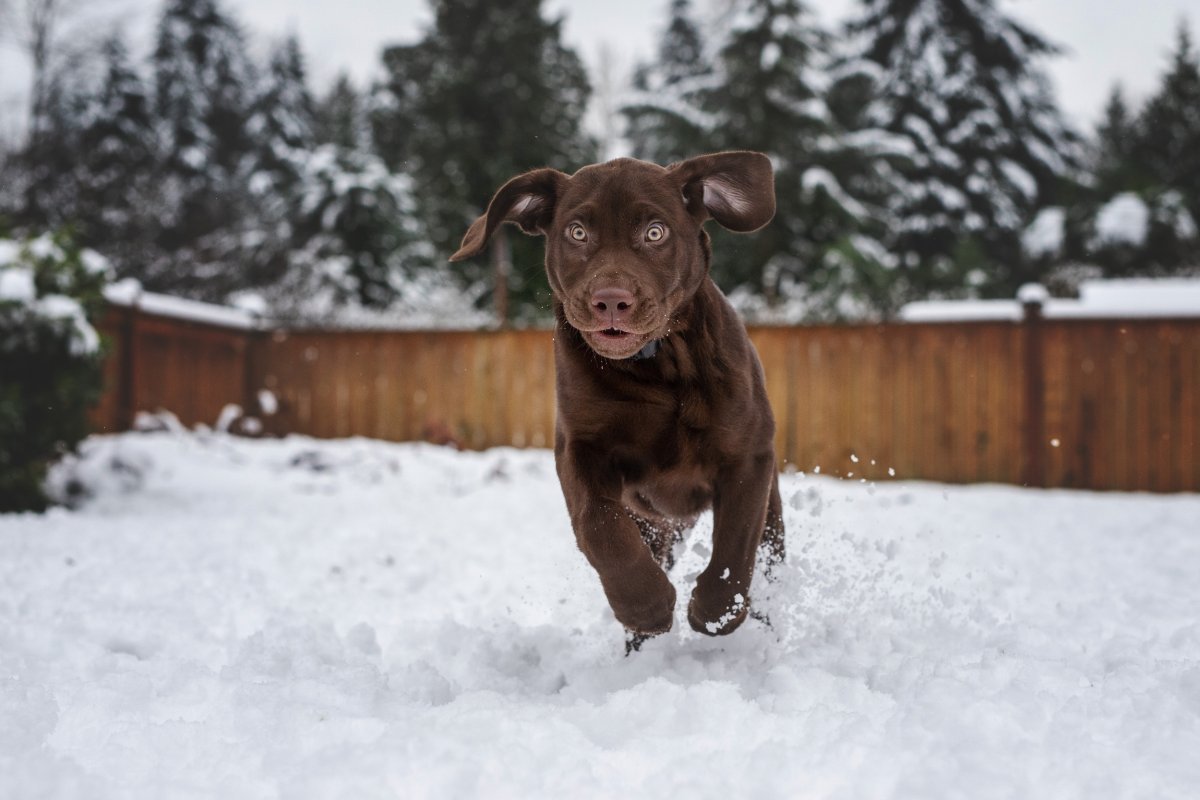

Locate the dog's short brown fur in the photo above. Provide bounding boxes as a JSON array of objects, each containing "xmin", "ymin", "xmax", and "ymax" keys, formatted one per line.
[{"xmin": 452, "ymin": 152, "xmax": 784, "ymax": 642}]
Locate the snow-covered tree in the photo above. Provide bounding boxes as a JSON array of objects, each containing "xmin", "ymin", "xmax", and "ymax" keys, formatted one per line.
[
  {"xmin": 841, "ymin": 0, "xmax": 1080, "ymax": 298},
  {"xmin": 1134, "ymin": 21, "xmax": 1200, "ymax": 228},
  {"xmin": 246, "ymin": 35, "xmax": 315, "ymax": 189},
  {"xmin": 1093, "ymin": 85, "xmax": 1141, "ymax": 196},
  {"xmin": 315, "ymin": 73, "xmax": 368, "ymax": 152},
  {"xmin": 371, "ymin": 0, "xmax": 595, "ymax": 322},
  {"xmin": 623, "ymin": 0, "xmax": 895, "ymax": 317},
  {"xmin": 149, "ymin": 0, "xmax": 257, "ymax": 299},
  {"xmin": 239, "ymin": 34, "xmax": 319, "ymax": 290},
  {"xmin": 73, "ymin": 34, "xmax": 159, "ymax": 267},
  {"xmin": 11, "ymin": 49, "xmax": 93, "ymax": 231},
  {"xmin": 1040, "ymin": 23, "xmax": 1200, "ymax": 280},
  {"xmin": 622, "ymin": 0, "xmax": 713, "ymax": 165},
  {"xmin": 261, "ymin": 145, "xmax": 429, "ymax": 314}
]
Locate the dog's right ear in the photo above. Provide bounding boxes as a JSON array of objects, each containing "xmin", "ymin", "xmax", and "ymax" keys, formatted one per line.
[{"xmin": 449, "ymin": 168, "xmax": 569, "ymax": 262}]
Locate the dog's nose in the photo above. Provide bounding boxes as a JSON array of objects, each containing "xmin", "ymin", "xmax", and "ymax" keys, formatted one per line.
[{"xmin": 591, "ymin": 288, "xmax": 636, "ymax": 325}]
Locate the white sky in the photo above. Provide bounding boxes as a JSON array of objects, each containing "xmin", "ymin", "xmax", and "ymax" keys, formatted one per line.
[{"xmin": 0, "ymin": 0, "xmax": 1195, "ymax": 146}]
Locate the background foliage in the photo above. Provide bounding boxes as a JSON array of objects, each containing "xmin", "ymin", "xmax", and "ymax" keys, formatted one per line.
[{"xmin": 0, "ymin": 0, "xmax": 1196, "ymax": 324}]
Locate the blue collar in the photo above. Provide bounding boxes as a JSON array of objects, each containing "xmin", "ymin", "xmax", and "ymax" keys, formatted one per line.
[{"xmin": 630, "ymin": 339, "xmax": 660, "ymax": 361}]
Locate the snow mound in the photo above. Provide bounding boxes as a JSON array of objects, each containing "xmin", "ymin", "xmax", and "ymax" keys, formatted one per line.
[{"xmin": 2, "ymin": 432, "xmax": 1199, "ymax": 797}]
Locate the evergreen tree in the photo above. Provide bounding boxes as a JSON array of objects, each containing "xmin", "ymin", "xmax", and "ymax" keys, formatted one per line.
[
  {"xmin": 150, "ymin": 0, "xmax": 257, "ymax": 299},
  {"xmin": 247, "ymin": 35, "xmax": 315, "ymax": 185},
  {"xmin": 625, "ymin": 0, "xmax": 893, "ymax": 317},
  {"xmin": 371, "ymin": 0, "xmax": 595, "ymax": 322},
  {"xmin": 1079, "ymin": 22, "xmax": 1200, "ymax": 277},
  {"xmin": 241, "ymin": 34, "xmax": 318, "ymax": 289},
  {"xmin": 841, "ymin": 0, "xmax": 1079, "ymax": 299},
  {"xmin": 623, "ymin": 0, "xmax": 713, "ymax": 165},
  {"xmin": 699, "ymin": 0, "xmax": 843, "ymax": 295},
  {"xmin": 10, "ymin": 50, "xmax": 93, "ymax": 233},
  {"xmin": 74, "ymin": 34, "xmax": 159, "ymax": 270},
  {"xmin": 1093, "ymin": 84, "xmax": 1141, "ymax": 195},
  {"xmin": 1134, "ymin": 21, "xmax": 1200, "ymax": 226},
  {"xmin": 315, "ymin": 73, "xmax": 367, "ymax": 152}
]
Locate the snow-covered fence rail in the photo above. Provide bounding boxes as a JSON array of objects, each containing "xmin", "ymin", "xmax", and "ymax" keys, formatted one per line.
[{"xmin": 90, "ymin": 300, "xmax": 1200, "ymax": 493}]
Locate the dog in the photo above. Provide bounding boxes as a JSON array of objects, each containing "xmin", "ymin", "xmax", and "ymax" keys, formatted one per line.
[{"xmin": 451, "ymin": 151, "xmax": 784, "ymax": 648}]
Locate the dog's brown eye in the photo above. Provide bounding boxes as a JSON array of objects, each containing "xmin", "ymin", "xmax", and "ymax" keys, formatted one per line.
[
  {"xmin": 645, "ymin": 222, "xmax": 668, "ymax": 243},
  {"xmin": 567, "ymin": 223, "xmax": 588, "ymax": 242}
]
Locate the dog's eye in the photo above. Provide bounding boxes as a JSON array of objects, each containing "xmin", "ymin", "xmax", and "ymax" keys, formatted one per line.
[
  {"xmin": 567, "ymin": 223, "xmax": 588, "ymax": 242},
  {"xmin": 645, "ymin": 222, "xmax": 668, "ymax": 243}
]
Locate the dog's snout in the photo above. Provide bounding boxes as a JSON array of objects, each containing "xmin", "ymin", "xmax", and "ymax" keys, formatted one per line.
[{"xmin": 591, "ymin": 288, "xmax": 636, "ymax": 325}]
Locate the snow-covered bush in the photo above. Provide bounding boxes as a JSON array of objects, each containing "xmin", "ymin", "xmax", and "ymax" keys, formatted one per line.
[{"xmin": 0, "ymin": 233, "xmax": 110, "ymax": 512}]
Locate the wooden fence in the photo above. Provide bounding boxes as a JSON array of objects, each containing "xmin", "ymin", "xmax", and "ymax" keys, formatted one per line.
[{"xmin": 90, "ymin": 304, "xmax": 1200, "ymax": 493}]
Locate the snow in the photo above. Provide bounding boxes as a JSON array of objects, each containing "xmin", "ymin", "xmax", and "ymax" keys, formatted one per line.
[
  {"xmin": 1073, "ymin": 278, "xmax": 1200, "ymax": 317},
  {"xmin": 35, "ymin": 295, "xmax": 101, "ymax": 355},
  {"xmin": 3, "ymin": 430, "xmax": 1199, "ymax": 798},
  {"xmin": 901, "ymin": 278, "xmax": 1200, "ymax": 321},
  {"xmin": 0, "ymin": 266, "xmax": 36, "ymax": 303},
  {"xmin": 103, "ymin": 282, "xmax": 261, "ymax": 330},
  {"xmin": 1094, "ymin": 192, "xmax": 1150, "ymax": 246},
  {"xmin": 1021, "ymin": 206, "xmax": 1065, "ymax": 258},
  {"xmin": 1016, "ymin": 282, "xmax": 1050, "ymax": 304}
]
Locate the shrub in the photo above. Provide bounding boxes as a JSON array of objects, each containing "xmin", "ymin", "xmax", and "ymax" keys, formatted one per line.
[{"xmin": 0, "ymin": 232, "xmax": 110, "ymax": 512}]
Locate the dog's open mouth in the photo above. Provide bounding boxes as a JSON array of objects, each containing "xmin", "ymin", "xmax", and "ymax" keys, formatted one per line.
[{"xmin": 583, "ymin": 326, "xmax": 652, "ymax": 359}]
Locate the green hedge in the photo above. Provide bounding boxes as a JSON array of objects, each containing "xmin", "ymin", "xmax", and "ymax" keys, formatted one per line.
[{"xmin": 1, "ymin": 232, "xmax": 109, "ymax": 512}]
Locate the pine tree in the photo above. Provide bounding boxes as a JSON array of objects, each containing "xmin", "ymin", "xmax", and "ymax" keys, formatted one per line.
[
  {"xmin": 625, "ymin": 0, "xmax": 890, "ymax": 316},
  {"xmin": 274, "ymin": 145, "xmax": 427, "ymax": 313},
  {"xmin": 150, "ymin": 0, "xmax": 257, "ymax": 299},
  {"xmin": 247, "ymin": 35, "xmax": 315, "ymax": 184},
  {"xmin": 74, "ymin": 34, "xmax": 159, "ymax": 270},
  {"xmin": 371, "ymin": 0, "xmax": 595, "ymax": 322},
  {"xmin": 1134, "ymin": 21, "xmax": 1200, "ymax": 226},
  {"xmin": 315, "ymin": 74, "xmax": 367, "ymax": 152},
  {"xmin": 841, "ymin": 0, "xmax": 1079, "ymax": 298},
  {"xmin": 700, "ymin": 0, "xmax": 841, "ymax": 294},
  {"xmin": 240, "ymin": 34, "xmax": 318, "ymax": 289},
  {"xmin": 1093, "ymin": 84, "xmax": 1141, "ymax": 195},
  {"xmin": 11, "ymin": 50, "xmax": 93, "ymax": 233},
  {"xmin": 622, "ymin": 0, "xmax": 713, "ymax": 165},
  {"xmin": 1080, "ymin": 22, "xmax": 1200, "ymax": 277}
]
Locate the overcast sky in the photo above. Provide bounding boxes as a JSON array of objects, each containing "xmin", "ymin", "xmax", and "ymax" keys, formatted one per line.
[{"xmin": 0, "ymin": 0, "xmax": 1194, "ymax": 145}]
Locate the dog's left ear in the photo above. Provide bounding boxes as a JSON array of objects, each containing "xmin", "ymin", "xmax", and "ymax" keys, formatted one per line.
[
  {"xmin": 449, "ymin": 168, "xmax": 569, "ymax": 261},
  {"xmin": 668, "ymin": 151, "xmax": 775, "ymax": 233}
]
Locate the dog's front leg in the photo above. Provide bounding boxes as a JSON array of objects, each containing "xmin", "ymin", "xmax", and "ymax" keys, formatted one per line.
[
  {"xmin": 688, "ymin": 451, "xmax": 774, "ymax": 636},
  {"xmin": 556, "ymin": 446, "xmax": 676, "ymax": 636}
]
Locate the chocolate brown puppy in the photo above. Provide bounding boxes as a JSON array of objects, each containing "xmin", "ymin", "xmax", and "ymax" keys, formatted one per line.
[{"xmin": 452, "ymin": 152, "xmax": 784, "ymax": 645}]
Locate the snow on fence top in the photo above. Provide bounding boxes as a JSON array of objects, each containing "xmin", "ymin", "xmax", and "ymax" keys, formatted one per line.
[
  {"xmin": 900, "ymin": 278, "xmax": 1200, "ymax": 322},
  {"xmin": 104, "ymin": 280, "xmax": 261, "ymax": 330}
]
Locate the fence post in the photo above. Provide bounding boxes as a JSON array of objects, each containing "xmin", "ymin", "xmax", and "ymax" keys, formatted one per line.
[
  {"xmin": 116, "ymin": 301, "xmax": 139, "ymax": 431},
  {"xmin": 1020, "ymin": 286, "xmax": 1047, "ymax": 487}
]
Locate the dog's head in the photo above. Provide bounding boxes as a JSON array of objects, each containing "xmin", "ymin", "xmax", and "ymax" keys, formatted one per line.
[{"xmin": 451, "ymin": 152, "xmax": 775, "ymax": 359}]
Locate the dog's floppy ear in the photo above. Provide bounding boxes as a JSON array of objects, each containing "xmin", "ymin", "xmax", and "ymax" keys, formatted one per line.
[
  {"xmin": 668, "ymin": 151, "xmax": 775, "ymax": 233},
  {"xmin": 449, "ymin": 168, "xmax": 569, "ymax": 261}
]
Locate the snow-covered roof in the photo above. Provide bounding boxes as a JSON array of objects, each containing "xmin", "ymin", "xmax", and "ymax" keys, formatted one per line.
[{"xmin": 900, "ymin": 278, "xmax": 1200, "ymax": 322}]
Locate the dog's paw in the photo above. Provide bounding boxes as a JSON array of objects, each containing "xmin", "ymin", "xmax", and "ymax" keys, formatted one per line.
[
  {"xmin": 687, "ymin": 586, "xmax": 750, "ymax": 636},
  {"xmin": 610, "ymin": 579, "xmax": 676, "ymax": 637}
]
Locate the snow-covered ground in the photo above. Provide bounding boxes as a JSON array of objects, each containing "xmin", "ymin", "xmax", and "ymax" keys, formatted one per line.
[{"xmin": 2, "ymin": 431, "xmax": 1199, "ymax": 799}]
